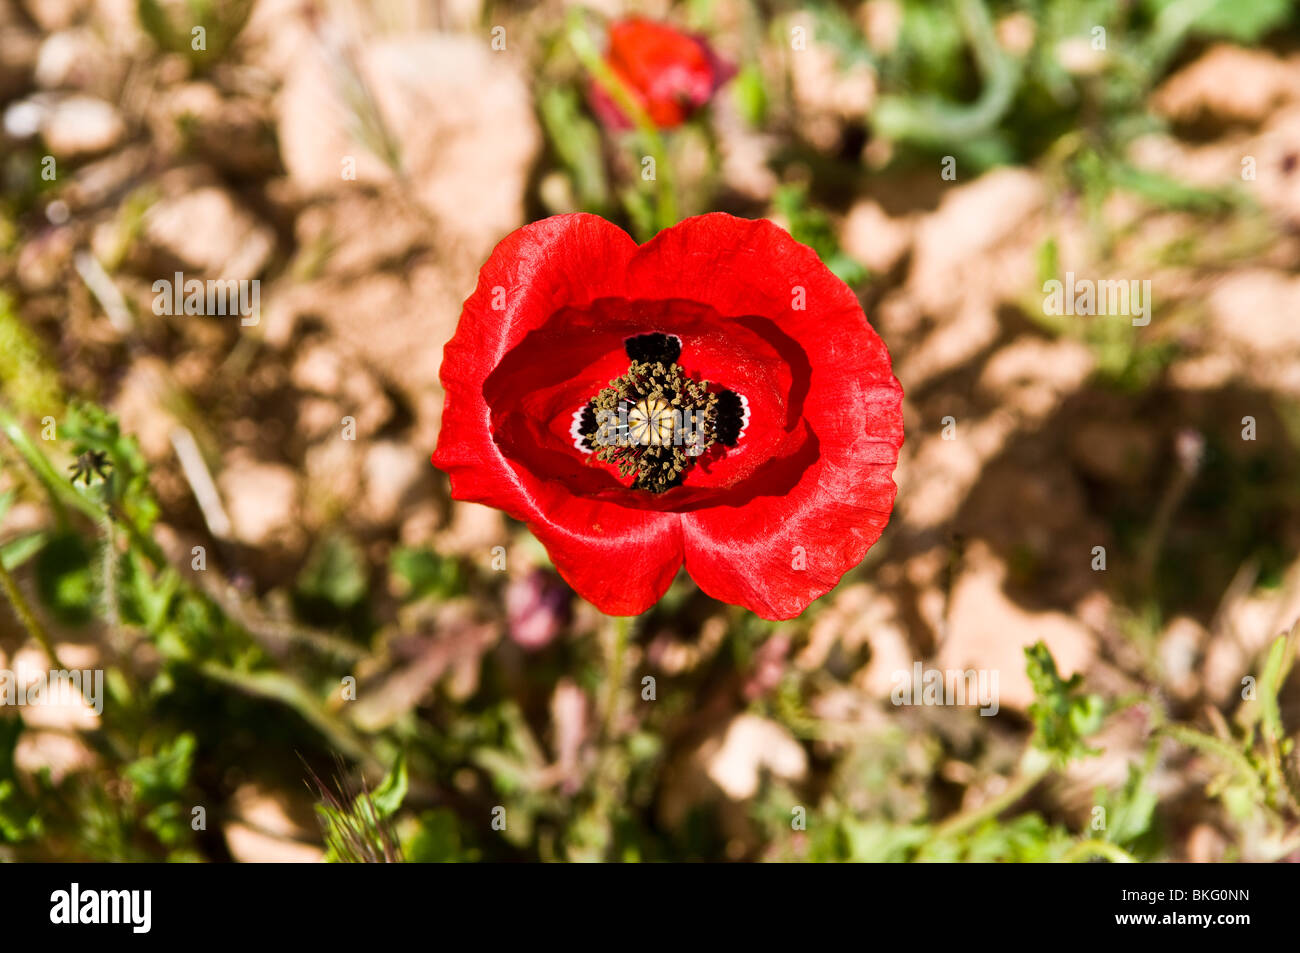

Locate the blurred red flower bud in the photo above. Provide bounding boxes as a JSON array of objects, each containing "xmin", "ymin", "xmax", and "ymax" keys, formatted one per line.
[{"xmin": 590, "ymin": 18, "xmax": 735, "ymax": 130}]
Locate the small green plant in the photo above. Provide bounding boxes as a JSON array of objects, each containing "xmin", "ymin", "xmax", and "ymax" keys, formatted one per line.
[{"xmin": 308, "ymin": 756, "xmax": 406, "ymax": 863}]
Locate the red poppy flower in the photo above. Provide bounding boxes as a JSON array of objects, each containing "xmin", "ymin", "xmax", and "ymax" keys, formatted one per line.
[
  {"xmin": 590, "ymin": 18, "xmax": 735, "ymax": 130},
  {"xmin": 432, "ymin": 213, "xmax": 903, "ymax": 620}
]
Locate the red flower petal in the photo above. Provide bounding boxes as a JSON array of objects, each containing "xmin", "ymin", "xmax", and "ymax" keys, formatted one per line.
[
  {"xmin": 629, "ymin": 216, "xmax": 903, "ymax": 617},
  {"xmin": 433, "ymin": 213, "xmax": 904, "ymax": 619},
  {"xmin": 434, "ymin": 215, "xmax": 684, "ymax": 613}
]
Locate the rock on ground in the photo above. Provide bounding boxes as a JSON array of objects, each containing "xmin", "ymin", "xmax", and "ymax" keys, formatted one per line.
[{"xmin": 276, "ymin": 32, "xmax": 539, "ymax": 268}]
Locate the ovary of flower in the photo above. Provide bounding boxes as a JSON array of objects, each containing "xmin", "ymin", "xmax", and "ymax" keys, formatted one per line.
[{"xmin": 628, "ymin": 397, "xmax": 676, "ymax": 446}]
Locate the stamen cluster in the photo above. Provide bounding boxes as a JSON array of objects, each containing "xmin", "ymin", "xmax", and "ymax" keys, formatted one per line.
[{"xmin": 586, "ymin": 359, "xmax": 720, "ymax": 492}]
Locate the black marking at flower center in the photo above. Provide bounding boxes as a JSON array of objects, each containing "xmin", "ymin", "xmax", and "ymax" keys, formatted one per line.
[
  {"xmin": 713, "ymin": 389, "xmax": 746, "ymax": 446},
  {"xmin": 624, "ymin": 332, "xmax": 681, "ymax": 365},
  {"xmin": 571, "ymin": 405, "xmax": 598, "ymax": 451},
  {"xmin": 570, "ymin": 342, "xmax": 747, "ymax": 493}
]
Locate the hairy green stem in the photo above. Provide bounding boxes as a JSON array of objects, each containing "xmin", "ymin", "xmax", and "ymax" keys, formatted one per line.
[
  {"xmin": 1159, "ymin": 723, "xmax": 1263, "ymax": 793},
  {"xmin": 99, "ymin": 511, "xmax": 122, "ymax": 647},
  {"xmin": 931, "ymin": 747, "xmax": 1053, "ymax": 841},
  {"xmin": 601, "ymin": 613, "xmax": 632, "ymax": 742}
]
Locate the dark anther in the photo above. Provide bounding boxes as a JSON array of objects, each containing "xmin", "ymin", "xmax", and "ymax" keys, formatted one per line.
[
  {"xmin": 624, "ymin": 333, "xmax": 681, "ymax": 366},
  {"xmin": 713, "ymin": 390, "xmax": 745, "ymax": 446}
]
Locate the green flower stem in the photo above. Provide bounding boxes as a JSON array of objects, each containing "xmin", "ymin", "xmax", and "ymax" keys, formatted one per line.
[
  {"xmin": 601, "ymin": 613, "xmax": 632, "ymax": 742},
  {"xmin": 567, "ymin": 13, "xmax": 678, "ymax": 231},
  {"xmin": 99, "ymin": 511, "xmax": 122, "ymax": 650},
  {"xmin": 576, "ymin": 612, "xmax": 635, "ymax": 860}
]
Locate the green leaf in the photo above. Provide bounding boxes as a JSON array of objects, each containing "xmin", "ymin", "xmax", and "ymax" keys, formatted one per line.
[
  {"xmin": 407, "ymin": 808, "xmax": 474, "ymax": 862},
  {"xmin": 312, "ymin": 765, "xmax": 404, "ymax": 863},
  {"xmin": 297, "ymin": 533, "xmax": 367, "ymax": 609},
  {"xmin": 1257, "ymin": 633, "xmax": 1288, "ymax": 745},
  {"xmin": 732, "ymin": 64, "xmax": 768, "ymax": 127},
  {"xmin": 1025, "ymin": 642, "xmax": 1105, "ymax": 761},
  {"xmin": 1, "ymin": 531, "xmax": 47, "ymax": 572},
  {"xmin": 840, "ymin": 818, "xmax": 929, "ymax": 862},
  {"xmin": 125, "ymin": 733, "xmax": 196, "ymax": 804},
  {"xmin": 958, "ymin": 814, "xmax": 1073, "ymax": 863},
  {"xmin": 1098, "ymin": 764, "xmax": 1160, "ymax": 850},
  {"xmin": 538, "ymin": 87, "xmax": 609, "ymax": 212},
  {"xmin": 1145, "ymin": 0, "xmax": 1293, "ymax": 44},
  {"xmin": 124, "ymin": 548, "xmax": 180, "ymax": 631},
  {"xmin": 370, "ymin": 755, "xmax": 408, "ymax": 819},
  {"xmin": 1036, "ymin": 236, "xmax": 1059, "ymax": 288},
  {"xmin": 389, "ymin": 546, "xmax": 463, "ymax": 601},
  {"xmin": 0, "ymin": 779, "xmax": 42, "ymax": 844}
]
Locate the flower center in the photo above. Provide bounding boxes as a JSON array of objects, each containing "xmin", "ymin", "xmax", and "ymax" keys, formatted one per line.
[
  {"xmin": 627, "ymin": 397, "xmax": 677, "ymax": 447},
  {"xmin": 570, "ymin": 334, "xmax": 748, "ymax": 492}
]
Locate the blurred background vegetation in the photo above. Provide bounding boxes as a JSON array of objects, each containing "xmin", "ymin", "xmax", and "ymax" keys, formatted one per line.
[{"xmin": 1, "ymin": 0, "xmax": 1299, "ymax": 861}]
